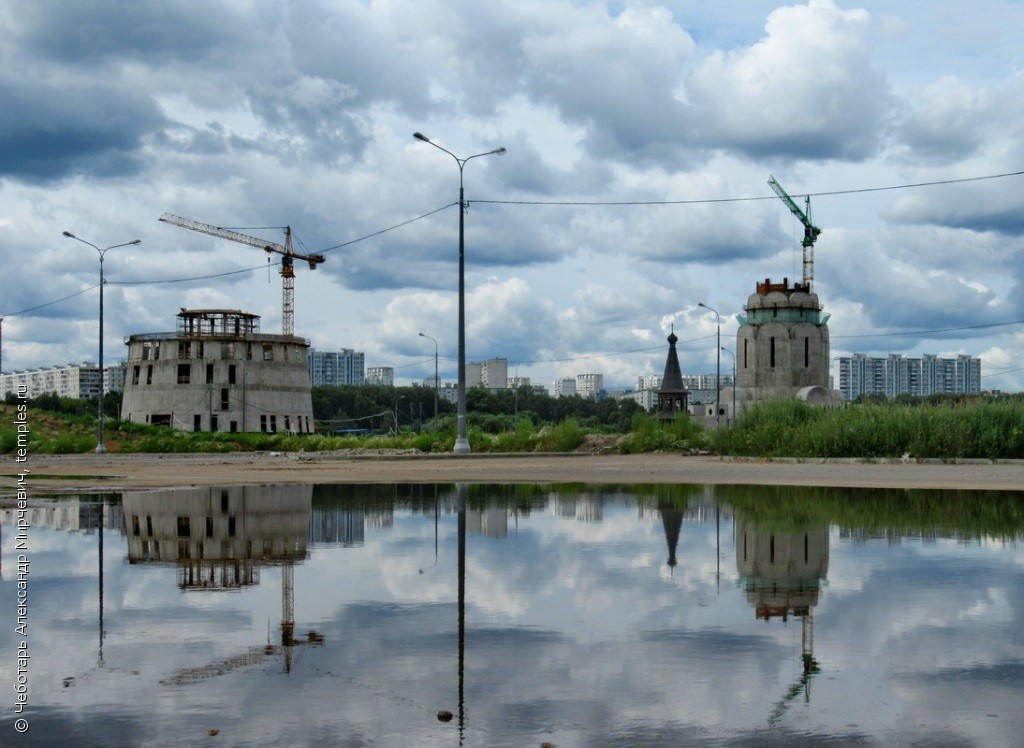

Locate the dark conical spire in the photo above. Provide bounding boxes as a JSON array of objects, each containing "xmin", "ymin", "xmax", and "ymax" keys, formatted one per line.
[
  {"xmin": 661, "ymin": 327, "xmax": 684, "ymax": 392},
  {"xmin": 660, "ymin": 503, "xmax": 683, "ymax": 568}
]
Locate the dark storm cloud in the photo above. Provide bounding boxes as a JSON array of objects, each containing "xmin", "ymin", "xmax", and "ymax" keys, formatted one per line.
[
  {"xmin": 7, "ymin": 0, "xmax": 245, "ymax": 67},
  {"xmin": 0, "ymin": 77, "xmax": 165, "ymax": 181}
]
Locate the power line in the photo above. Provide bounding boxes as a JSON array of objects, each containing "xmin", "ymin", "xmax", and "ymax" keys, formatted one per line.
[
  {"xmin": 1, "ymin": 285, "xmax": 98, "ymax": 318},
  {"xmin": 471, "ymin": 169, "xmax": 1024, "ymax": 206},
  {"xmin": 834, "ymin": 319, "xmax": 1024, "ymax": 339}
]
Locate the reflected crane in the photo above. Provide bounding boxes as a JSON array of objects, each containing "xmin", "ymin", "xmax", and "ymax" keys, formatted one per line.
[
  {"xmin": 161, "ymin": 561, "xmax": 322, "ymax": 685},
  {"xmin": 768, "ymin": 176, "xmax": 822, "ymax": 292},
  {"xmin": 158, "ymin": 213, "xmax": 325, "ymax": 335},
  {"xmin": 767, "ymin": 611, "xmax": 820, "ymax": 726}
]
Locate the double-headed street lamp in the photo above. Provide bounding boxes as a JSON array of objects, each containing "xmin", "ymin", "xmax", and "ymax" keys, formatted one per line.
[
  {"xmin": 413, "ymin": 132, "xmax": 506, "ymax": 454},
  {"xmin": 419, "ymin": 331, "xmax": 439, "ymax": 419},
  {"xmin": 63, "ymin": 231, "xmax": 141, "ymax": 454},
  {"xmin": 698, "ymin": 302, "xmax": 721, "ymax": 426}
]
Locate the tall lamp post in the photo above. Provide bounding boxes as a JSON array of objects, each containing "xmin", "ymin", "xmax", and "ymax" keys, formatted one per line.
[
  {"xmin": 419, "ymin": 331, "xmax": 439, "ymax": 419},
  {"xmin": 413, "ymin": 132, "xmax": 506, "ymax": 454},
  {"xmin": 63, "ymin": 231, "xmax": 141, "ymax": 453},
  {"xmin": 720, "ymin": 346, "xmax": 736, "ymax": 425},
  {"xmin": 698, "ymin": 302, "xmax": 721, "ymax": 426}
]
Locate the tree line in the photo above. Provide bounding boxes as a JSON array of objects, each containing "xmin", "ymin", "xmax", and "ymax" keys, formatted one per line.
[{"xmin": 311, "ymin": 384, "xmax": 644, "ymax": 433}]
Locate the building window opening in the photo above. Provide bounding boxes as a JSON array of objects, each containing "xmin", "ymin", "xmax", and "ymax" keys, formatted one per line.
[
  {"xmin": 177, "ymin": 516, "xmax": 190, "ymax": 538},
  {"xmin": 228, "ymin": 364, "xmax": 236, "ymax": 384},
  {"xmin": 770, "ymin": 337, "xmax": 776, "ymax": 368},
  {"xmin": 262, "ymin": 344, "xmax": 273, "ymax": 361},
  {"xmin": 804, "ymin": 337, "xmax": 809, "ymax": 368},
  {"xmin": 132, "ymin": 365, "xmax": 140, "ymax": 385},
  {"xmin": 193, "ymin": 414, "xmax": 202, "ymax": 431},
  {"xmin": 177, "ymin": 363, "xmax": 191, "ymax": 384},
  {"xmin": 146, "ymin": 365, "xmax": 153, "ymax": 385}
]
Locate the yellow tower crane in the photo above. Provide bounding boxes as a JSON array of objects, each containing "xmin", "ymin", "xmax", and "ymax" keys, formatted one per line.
[{"xmin": 159, "ymin": 213, "xmax": 325, "ymax": 335}]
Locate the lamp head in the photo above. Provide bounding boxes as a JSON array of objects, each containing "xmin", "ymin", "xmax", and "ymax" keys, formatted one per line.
[
  {"xmin": 413, "ymin": 132, "xmax": 429, "ymax": 142},
  {"xmin": 493, "ymin": 147, "xmax": 507, "ymax": 155},
  {"xmin": 62, "ymin": 231, "xmax": 75, "ymax": 238}
]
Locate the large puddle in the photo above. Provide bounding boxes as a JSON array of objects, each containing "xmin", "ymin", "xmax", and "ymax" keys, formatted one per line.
[{"xmin": 2, "ymin": 483, "xmax": 1023, "ymax": 746}]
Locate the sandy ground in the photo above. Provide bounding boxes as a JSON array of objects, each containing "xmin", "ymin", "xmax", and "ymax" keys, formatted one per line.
[{"xmin": 4, "ymin": 451, "xmax": 1024, "ymax": 493}]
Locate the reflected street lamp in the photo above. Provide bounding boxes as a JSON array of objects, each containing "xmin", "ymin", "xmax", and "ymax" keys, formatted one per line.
[
  {"xmin": 63, "ymin": 231, "xmax": 141, "ymax": 453},
  {"xmin": 699, "ymin": 302, "xmax": 721, "ymax": 426},
  {"xmin": 721, "ymin": 346, "xmax": 736, "ymax": 424},
  {"xmin": 413, "ymin": 132, "xmax": 506, "ymax": 454},
  {"xmin": 419, "ymin": 332, "xmax": 439, "ymax": 419}
]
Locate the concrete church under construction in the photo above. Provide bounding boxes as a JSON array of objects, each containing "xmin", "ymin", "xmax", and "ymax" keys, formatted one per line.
[
  {"xmin": 721, "ymin": 277, "xmax": 844, "ymax": 420},
  {"xmin": 120, "ymin": 309, "xmax": 314, "ymax": 434}
]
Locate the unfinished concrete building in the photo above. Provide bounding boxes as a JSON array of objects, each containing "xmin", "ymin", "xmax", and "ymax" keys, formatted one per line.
[
  {"xmin": 723, "ymin": 278, "xmax": 843, "ymax": 418},
  {"xmin": 120, "ymin": 309, "xmax": 314, "ymax": 433}
]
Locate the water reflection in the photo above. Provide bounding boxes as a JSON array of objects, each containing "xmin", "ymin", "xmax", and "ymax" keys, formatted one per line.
[
  {"xmin": 1, "ymin": 483, "xmax": 1022, "ymax": 746},
  {"xmin": 121, "ymin": 486, "xmax": 323, "ymax": 673},
  {"xmin": 737, "ymin": 521, "xmax": 828, "ymax": 724}
]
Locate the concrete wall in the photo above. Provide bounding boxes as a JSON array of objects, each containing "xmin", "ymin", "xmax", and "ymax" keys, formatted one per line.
[{"xmin": 121, "ymin": 333, "xmax": 314, "ymax": 433}]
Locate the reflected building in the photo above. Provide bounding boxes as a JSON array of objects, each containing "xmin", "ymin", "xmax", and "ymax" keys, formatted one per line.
[
  {"xmin": 736, "ymin": 521, "xmax": 829, "ymax": 621},
  {"xmin": 552, "ymin": 494, "xmax": 604, "ymax": 522},
  {"xmin": 1, "ymin": 499, "xmax": 122, "ymax": 535},
  {"xmin": 123, "ymin": 485, "xmax": 320, "ymax": 673},
  {"xmin": 310, "ymin": 506, "xmax": 366, "ymax": 545},
  {"xmin": 736, "ymin": 520, "xmax": 829, "ymax": 721},
  {"xmin": 467, "ymin": 505, "xmax": 508, "ymax": 538},
  {"xmin": 122, "ymin": 485, "xmax": 312, "ymax": 591}
]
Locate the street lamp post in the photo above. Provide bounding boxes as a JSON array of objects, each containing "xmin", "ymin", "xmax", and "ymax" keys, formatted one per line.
[
  {"xmin": 720, "ymin": 346, "xmax": 736, "ymax": 424},
  {"xmin": 419, "ymin": 332, "xmax": 439, "ymax": 419},
  {"xmin": 413, "ymin": 132, "xmax": 506, "ymax": 454},
  {"xmin": 63, "ymin": 231, "xmax": 141, "ymax": 453},
  {"xmin": 699, "ymin": 302, "xmax": 721, "ymax": 426}
]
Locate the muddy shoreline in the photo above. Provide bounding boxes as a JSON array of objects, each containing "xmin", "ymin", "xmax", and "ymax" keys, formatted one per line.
[{"xmin": 5, "ymin": 451, "xmax": 1024, "ymax": 493}]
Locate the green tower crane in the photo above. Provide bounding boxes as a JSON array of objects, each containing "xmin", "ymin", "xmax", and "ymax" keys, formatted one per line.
[{"xmin": 768, "ymin": 175, "xmax": 822, "ymax": 292}]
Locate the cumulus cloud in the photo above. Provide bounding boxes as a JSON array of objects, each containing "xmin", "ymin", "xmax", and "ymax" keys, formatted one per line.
[
  {"xmin": 2, "ymin": 0, "xmax": 1024, "ymax": 390},
  {"xmin": 685, "ymin": 0, "xmax": 893, "ymax": 161}
]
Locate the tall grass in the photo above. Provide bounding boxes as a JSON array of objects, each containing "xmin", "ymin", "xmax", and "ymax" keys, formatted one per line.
[
  {"xmin": 619, "ymin": 412, "xmax": 707, "ymax": 454},
  {"xmin": 712, "ymin": 399, "xmax": 1024, "ymax": 459}
]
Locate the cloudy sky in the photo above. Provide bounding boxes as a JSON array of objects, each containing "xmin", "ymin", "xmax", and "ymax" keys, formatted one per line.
[{"xmin": 2, "ymin": 0, "xmax": 1023, "ymax": 391}]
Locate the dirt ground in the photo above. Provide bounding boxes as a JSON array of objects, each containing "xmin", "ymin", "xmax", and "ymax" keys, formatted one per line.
[{"xmin": 5, "ymin": 451, "xmax": 1024, "ymax": 493}]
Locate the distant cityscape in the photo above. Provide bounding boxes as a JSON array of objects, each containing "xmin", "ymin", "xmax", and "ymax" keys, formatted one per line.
[{"xmin": 2, "ymin": 349, "xmax": 983, "ymax": 405}]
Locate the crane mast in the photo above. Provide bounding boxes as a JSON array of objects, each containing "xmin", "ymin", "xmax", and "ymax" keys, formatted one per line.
[
  {"xmin": 768, "ymin": 176, "xmax": 821, "ymax": 292},
  {"xmin": 158, "ymin": 213, "xmax": 325, "ymax": 335}
]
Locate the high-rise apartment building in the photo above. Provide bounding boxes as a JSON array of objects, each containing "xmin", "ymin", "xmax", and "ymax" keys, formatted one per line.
[
  {"xmin": 307, "ymin": 348, "xmax": 365, "ymax": 387},
  {"xmin": 837, "ymin": 353, "xmax": 981, "ymax": 401},
  {"xmin": 1, "ymin": 362, "xmax": 125, "ymax": 400},
  {"xmin": 365, "ymin": 367, "xmax": 394, "ymax": 386}
]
